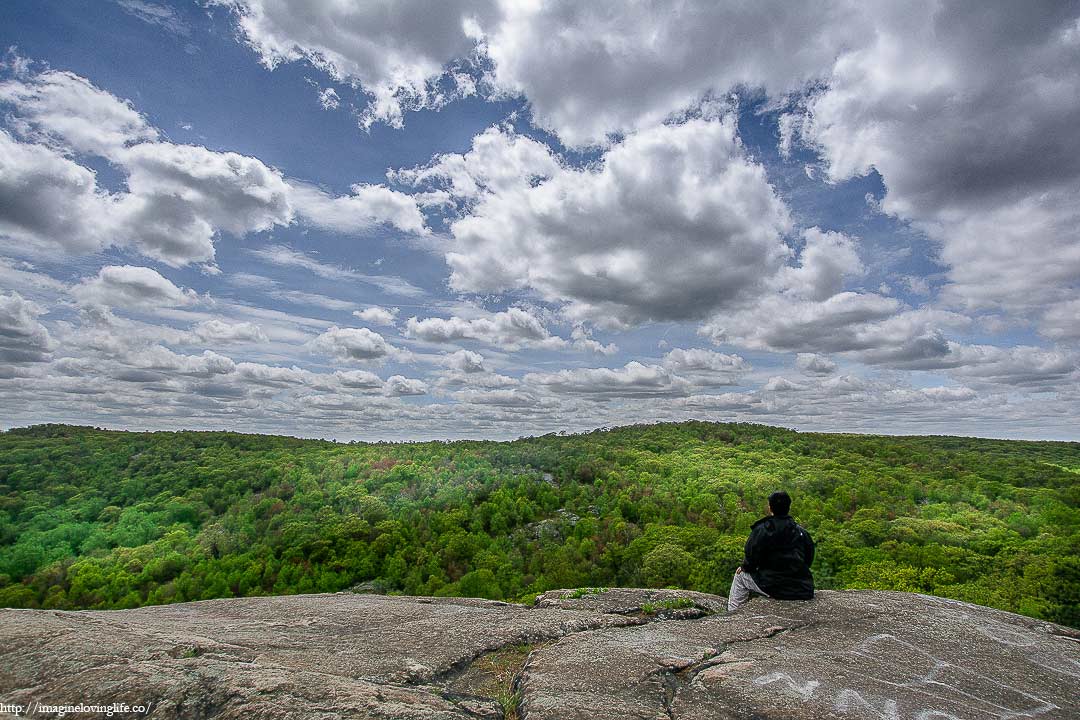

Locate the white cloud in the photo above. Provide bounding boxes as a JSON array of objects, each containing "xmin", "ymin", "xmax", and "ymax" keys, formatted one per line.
[
  {"xmin": 796, "ymin": 353, "xmax": 837, "ymax": 376},
  {"xmin": 0, "ymin": 130, "xmax": 120, "ymax": 255},
  {"xmin": 441, "ymin": 349, "xmax": 486, "ymax": 373},
  {"xmin": 120, "ymin": 346, "xmax": 236, "ymax": 378},
  {"xmin": 209, "ymin": 1, "xmax": 1079, "ymax": 342},
  {"xmin": 701, "ymin": 292, "xmax": 970, "ymax": 367},
  {"xmin": 116, "ymin": 0, "xmax": 192, "ymax": 36},
  {"xmin": 451, "ymin": 387, "xmax": 546, "ymax": 408},
  {"xmin": 885, "ymin": 343, "xmax": 1078, "ymax": 388},
  {"xmin": 391, "ymin": 125, "xmax": 561, "ymax": 202},
  {"xmin": 317, "ymin": 86, "xmax": 340, "ymax": 110},
  {"xmin": 793, "ymin": 4, "xmax": 1080, "ymax": 319},
  {"xmin": 904, "ymin": 386, "xmax": 977, "ymax": 403},
  {"xmin": 405, "ymin": 307, "xmax": 566, "ymax": 351},
  {"xmin": 384, "ymin": 375, "xmax": 427, "ymax": 396},
  {"xmin": 309, "ymin": 326, "xmax": 403, "ymax": 362},
  {"xmin": 213, "ymin": 0, "xmax": 496, "ymax": 129},
  {"xmin": 118, "ymin": 143, "xmax": 292, "ymax": 237},
  {"xmin": 271, "ymin": 290, "xmax": 355, "ymax": 312},
  {"xmin": 775, "ymin": 228, "xmax": 862, "ymax": 301},
  {"xmin": 762, "ymin": 376, "xmax": 807, "ymax": 393},
  {"xmin": 249, "ymin": 245, "xmax": 426, "ymax": 297},
  {"xmin": 234, "ymin": 362, "xmax": 314, "ymax": 387},
  {"xmin": 73, "ymin": 266, "xmax": 198, "ymax": 308},
  {"xmin": 570, "ymin": 326, "xmax": 617, "ymax": 356},
  {"xmin": 679, "ymin": 392, "xmax": 757, "ymax": 411},
  {"xmin": 660, "ymin": 347, "xmax": 748, "ymax": 386},
  {"xmin": 0, "ymin": 66, "xmax": 429, "ymax": 268},
  {"xmin": 1040, "ymin": 299, "xmax": 1080, "ymax": 341},
  {"xmin": 353, "ymin": 307, "xmax": 399, "ymax": 326},
  {"xmin": 333, "ymin": 369, "xmax": 384, "ymax": 390},
  {"xmin": 287, "ymin": 182, "xmax": 427, "ymax": 236},
  {"xmin": 3, "ymin": 8, "xmax": 1079, "ymax": 441},
  {"xmin": 0, "ymin": 80, "xmax": 291, "ymax": 266},
  {"xmin": 525, "ymin": 361, "xmax": 693, "ymax": 398},
  {"xmin": 192, "ymin": 319, "xmax": 268, "ymax": 344},
  {"xmin": 435, "ymin": 119, "xmax": 790, "ymax": 327},
  {"xmin": 0, "ymin": 67, "xmax": 158, "ymax": 154},
  {"xmin": 0, "ymin": 258, "xmax": 70, "ymax": 316},
  {"xmin": 483, "ymin": 0, "xmax": 867, "ymax": 147},
  {"xmin": 0, "ymin": 292, "xmax": 56, "ymax": 363}
]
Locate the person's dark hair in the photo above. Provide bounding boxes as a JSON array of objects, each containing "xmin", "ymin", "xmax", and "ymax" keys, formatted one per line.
[{"xmin": 768, "ymin": 491, "xmax": 791, "ymax": 516}]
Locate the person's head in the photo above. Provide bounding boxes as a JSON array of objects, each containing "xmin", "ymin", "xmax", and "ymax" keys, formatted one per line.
[{"xmin": 768, "ymin": 491, "xmax": 791, "ymax": 517}]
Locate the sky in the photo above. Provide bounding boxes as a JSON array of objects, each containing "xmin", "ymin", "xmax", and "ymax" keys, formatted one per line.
[{"xmin": 1, "ymin": 0, "xmax": 1078, "ymax": 442}]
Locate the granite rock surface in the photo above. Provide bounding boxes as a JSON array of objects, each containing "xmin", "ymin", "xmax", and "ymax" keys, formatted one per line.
[{"xmin": 1, "ymin": 589, "xmax": 1077, "ymax": 719}]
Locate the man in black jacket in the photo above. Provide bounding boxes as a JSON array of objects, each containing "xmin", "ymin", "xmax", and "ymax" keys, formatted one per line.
[{"xmin": 728, "ymin": 491, "xmax": 815, "ymax": 611}]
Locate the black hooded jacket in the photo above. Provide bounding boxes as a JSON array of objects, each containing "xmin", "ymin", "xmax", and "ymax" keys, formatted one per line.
[{"xmin": 741, "ymin": 514, "xmax": 815, "ymax": 600}]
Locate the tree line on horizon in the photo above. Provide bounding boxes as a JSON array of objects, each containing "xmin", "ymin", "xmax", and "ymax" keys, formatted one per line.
[{"xmin": 0, "ymin": 421, "xmax": 1077, "ymax": 627}]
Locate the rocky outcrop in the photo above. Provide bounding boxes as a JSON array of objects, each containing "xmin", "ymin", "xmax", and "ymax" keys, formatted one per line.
[{"xmin": 1, "ymin": 589, "xmax": 1077, "ymax": 719}]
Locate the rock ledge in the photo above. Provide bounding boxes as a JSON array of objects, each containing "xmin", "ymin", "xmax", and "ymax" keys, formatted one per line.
[{"xmin": 1, "ymin": 589, "xmax": 1077, "ymax": 719}]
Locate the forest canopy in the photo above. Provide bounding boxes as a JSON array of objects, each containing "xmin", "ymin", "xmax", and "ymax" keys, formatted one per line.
[{"xmin": 1, "ymin": 421, "xmax": 1077, "ymax": 628}]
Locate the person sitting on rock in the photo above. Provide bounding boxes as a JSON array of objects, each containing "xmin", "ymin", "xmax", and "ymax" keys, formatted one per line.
[{"xmin": 728, "ymin": 490, "xmax": 815, "ymax": 612}]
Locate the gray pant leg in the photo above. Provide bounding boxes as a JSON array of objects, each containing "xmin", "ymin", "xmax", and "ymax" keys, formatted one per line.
[{"xmin": 727, "ymin": 571, "xmax": 768, "ymax": 612}]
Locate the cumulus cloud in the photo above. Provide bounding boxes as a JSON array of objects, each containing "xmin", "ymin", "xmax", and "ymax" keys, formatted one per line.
[
  {"xmin": 116, "ymin": 142, "xmax": 294, "ymax": 265},
  {"xmin": 0, "ymin": 66, "xmax": 427, "ymax": 267},
  {"xmin": 232, "ymin": 362, "xmax": 314, "ymax": 388},
  {"xmin": 775, "ymin": 228, "xmax": 862, "ymax": 301},
  {"xmin": 441, "ymin": 349, "xmax": 486, "ymax": 374},
  {"xmin": 701, "ymin": 292, "xmax": 969, "ymax": 368},
  {"xmin": 208, "ymin": 1, "xmax": 1080, "ymax": 337},
  {"xmin": 660, "ymin": 347, "xmax": 749, "ymax": 386},
  {"xmin": 433, "ymin": 350, "xmax": 522, "ymax": 392},
  {"xmin": 213, "ymin": 2, "xmax": 874, "ymax": 147},
  {"xmin": 391, "ymin": 125, "xmax": 562, "ymax": 202},
  {"xmin": 484, "ymin": 1, "xmax": 870, "ymax": 147},
  {"xmin": 73, "ymin": 266, "xmax": 198, "ymax": 308},
  {"xmin": 214, "ymin": 2, "xmax": 1079, "ymax": 341},
  {"xmin": 333, "ymin": 369, "xmax": 385, "ymax": 390},
  {"xmin": 212, "ymin": 0, "xmax": 495, "ymax": 129},
  {"xmin": 0, "ymin": 67, "xmax": 158, "ymax": 154},
  {"xmin": 1040, "ymin": 300, "xmax": 1080, "ymax": 341},
  {"xmin": 0, "ymin": 130, "xmax": 291, "ymax": 266},
  {"xmin": 405, "ymin": 307, "xmax": 566, "ymax": 351},
  {"xmin": 4, "ymin": 7, "xmax": 1079, "ymax": 441},
  {"xmin": 384, "ymin": 375, "xmax": 427, "ymax": 396},
  {"xmin": 287, "ymin": 182, "xmax": 427, "ymax": 236},
  {"xmin": 122, "ymin": 346, "xmax": 236, "ymax": 378},
  {"xmin": 884, "ymin": 343, "xmax": 1078, "ymax": 388},
  {"xmin": 310, "ymin": 326, "xmax": 405, "ymax": 362},
  {"xmin": 570, "ymin": 326, "xmax": 618, "ymax": 356},
  {"xmin": 191, "ymin": 319, "xmax": 268, "ymax": 344},
  {"xmin": 0, "ymin": 130, "xmax": 120, "ymax": 255},
  {"xmin": 0, "ymin": 292, "xmax": 56, "ymax": 363},
  {"xmin": 762, "ymin": 376, "xmax": 808, "ymax": 393},
  {"xmin": 796, "ymin": 353, "xmax": 837, "ymax": 376},
  {"xmin": 790, "ymin": 3, "xmax": 1080, "ymax": 318},
  {"xmin": 525, "ymin": 361, "xmax": 693, "ymax": 398},
  {"xmin": 427, "ymin": 119, "xmax": 790, "ymax": 327},
  {"xmin": 221, "ymin": 1, "xmax": 1080, "ymax": 343},
  {"xmin": 353, "ymin": 307, "xmax": 399, "ymax": 326},
  {"xmin": 450, "ymin": 387, "xmax": 546, "ymax": 408}
]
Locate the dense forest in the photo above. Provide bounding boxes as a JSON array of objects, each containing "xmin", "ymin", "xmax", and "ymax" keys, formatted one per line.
[{"xmin": 0, "ymin": 422, "xmax": 1077, "ymax": 627}]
